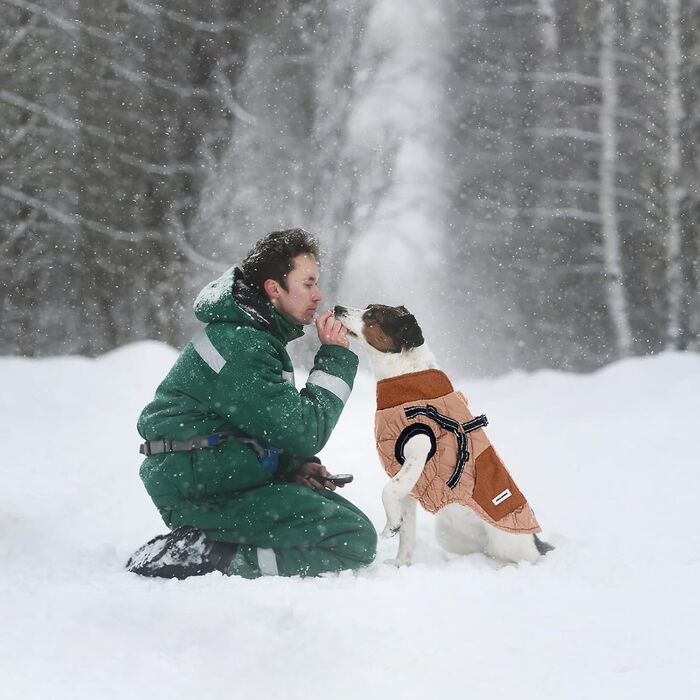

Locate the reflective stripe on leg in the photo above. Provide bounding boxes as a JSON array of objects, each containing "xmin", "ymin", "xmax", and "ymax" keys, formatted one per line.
[{"xmin": 256, "ymin": 547, "xmax": 279, "ymax": 576}]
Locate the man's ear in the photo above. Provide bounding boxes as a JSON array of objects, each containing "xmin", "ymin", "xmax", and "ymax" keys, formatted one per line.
[{"xmin": 263, "ymin": 278, "xmax": 280, "ymax": 300}]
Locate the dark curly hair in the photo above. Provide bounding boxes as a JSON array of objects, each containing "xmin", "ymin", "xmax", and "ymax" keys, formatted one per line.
[{"xmin": 241, "ymin": 228, "xmax": 320, "ymax": 292}]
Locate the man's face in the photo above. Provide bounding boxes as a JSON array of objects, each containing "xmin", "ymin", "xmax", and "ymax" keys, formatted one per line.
[{"xmin": 268, "ymin": 253, "xmax": 323, "ymax": 325}]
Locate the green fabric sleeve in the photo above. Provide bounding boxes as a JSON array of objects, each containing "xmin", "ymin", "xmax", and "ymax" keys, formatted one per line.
[{"xmin": 211, "ymin": 328, "xmax": 358, "ymax": 458}]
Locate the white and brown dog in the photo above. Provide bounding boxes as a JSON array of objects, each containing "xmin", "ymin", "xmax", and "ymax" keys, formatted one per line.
[{"xmin": 334, "ymin": 303, "xmax": 553, "ymax": 567}]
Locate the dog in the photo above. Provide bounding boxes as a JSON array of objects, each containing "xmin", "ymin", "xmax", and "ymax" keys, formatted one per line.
[{"xmin": 334, "ymin": 303, "xmax": 554, "ymax": 567}]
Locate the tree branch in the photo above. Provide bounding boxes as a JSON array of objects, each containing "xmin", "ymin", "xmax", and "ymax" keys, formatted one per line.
[
  {"xmin": 213, "ymin": 71, "xmax": 257, "ymax": 125},
  {"xmin": 168, "ymin": 214, "xmax": 228, "ymax": 272},
  {"xmin": 0, "ymin": 185, "xmax": 140, "ymax": 242},
  {"xmin": 531, "ymin": 70, "xmax": 601, "ymax": 87},
  {"xmin": 529, "ymin": 206, "xmax": 602, "ymax": 224},
  {"xmin": 122, "ymin": 0, "xmax": 244, "ymax": 34},
  {"xmin": 0, "ymin": 90, "xmax": 124, "ymax": 145},
  {"xmin": 1, "ymin": 0, "xmax": 123, "ymax": 43},
  {"xmin": 114, "ymin": 151, "xmax": 199, "ymax": 176},
  {"xmin": 0, "ymin": 11, "xmax": 38, "ymax": 58}
]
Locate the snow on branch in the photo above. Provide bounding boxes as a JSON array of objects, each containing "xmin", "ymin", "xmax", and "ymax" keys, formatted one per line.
[
  {"xmin": 0, "ymin": 185, "xmax": 139, "ymax": 242},
  {"xmin": 122, "ymin": 0, "xmax": 244, "ymax": 34},
  {"xmin": 0, "ymin": 90, "xmax": 123, "ymax": 145},
  {"xmin": 0, "ymin": 12, "xmax": 39, "ymax": 59},
  {"xmin": 7, "ymin": 113, "xmax": 39, "ymax": 147},
  {"xmin": 530, "ymin": 206, "xmax": 602, "ymax": 224},
  {"xmin": 2, "ymin": 0, "xmax": 122, "ymax": 43},
  {"xmin": 549, "ymin": 179, "xmax": 644, "ymax": 204},
  {"xmin": 168, "ymin": 215, "xmax": 228, "ymax": 272},
  {"xmin": 114, "ymin": 151, "xmax": 199, "ymax": 176},
  {"xmin": 486, "ymin": 4, "xmax": 539, "ymax": 18},
  {"xmin": 106, "ymin": 58, "xmax": 211, "ymax": 99},
  {"xmin": 0, "ymin": 209, "xmax": 38, "ymax": 256},
  {"xmin": 213, "ymin": 71, "xmax": 257, "ymax": 125},
  {"xmin": 531, "ymin": 71, "xmax": 601, "ymax": 87},
  {"xmin": 531, "ymin": 126, "xmax": 602, "ymax": 143}
]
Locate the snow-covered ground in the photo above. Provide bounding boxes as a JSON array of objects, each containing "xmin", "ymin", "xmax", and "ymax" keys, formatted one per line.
[{"xmin": 2, "ymin": 342, "xmax": 699, "ymax": 699}]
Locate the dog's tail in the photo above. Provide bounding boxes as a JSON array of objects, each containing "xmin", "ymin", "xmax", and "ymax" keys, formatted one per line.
[{"xmin": 533, "ymin": 534, "xmax": 555, "ymax": 556}]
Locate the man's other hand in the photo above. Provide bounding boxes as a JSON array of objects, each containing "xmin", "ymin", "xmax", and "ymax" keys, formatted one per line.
[{"xmin": 295, "ymin": 460, "xmax": 337, "ymax": 491}]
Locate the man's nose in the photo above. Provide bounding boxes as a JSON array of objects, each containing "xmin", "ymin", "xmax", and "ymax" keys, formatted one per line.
[{"xmin": 313, "ymin": 287, "xmax": 323, "ymax": 302}]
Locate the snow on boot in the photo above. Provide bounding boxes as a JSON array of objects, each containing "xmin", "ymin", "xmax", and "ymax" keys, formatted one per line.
[{"xmin": 126, "ymin": 525, "xmax": 237, "ymax": 579}]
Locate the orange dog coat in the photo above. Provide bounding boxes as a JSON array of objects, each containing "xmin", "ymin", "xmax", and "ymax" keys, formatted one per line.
[{"xmin": 375, "ymin": 369, "xmax": 541, "ymax": 534}]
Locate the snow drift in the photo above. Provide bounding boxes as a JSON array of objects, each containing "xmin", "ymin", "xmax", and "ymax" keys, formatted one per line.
[{"xmin": 1, "ymin": 342, "xmax": 698, "ymax": 699}]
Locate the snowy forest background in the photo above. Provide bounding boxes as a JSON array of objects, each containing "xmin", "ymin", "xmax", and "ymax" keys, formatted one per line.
[{"xmin": 1, "ymin": 0, "xmax": 699, "ymax": 376}]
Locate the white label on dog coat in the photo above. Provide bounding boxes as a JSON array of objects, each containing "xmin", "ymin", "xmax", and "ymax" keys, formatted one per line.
[{"xmin": 492, "ymin": 489, "xmax": 512, "ymax": 506}]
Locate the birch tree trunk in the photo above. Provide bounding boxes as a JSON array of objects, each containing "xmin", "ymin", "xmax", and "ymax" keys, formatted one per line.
[
  {"xmin": 598, "ymin": 0, "xmax": 633, "ymax": 357},
  {"xmin": 664, "ymin": 0, "xmax": 685, "ymax": 349},
  {"xmin": 688, "ymin": 1, "xmax": 700, "ymax": 351}
]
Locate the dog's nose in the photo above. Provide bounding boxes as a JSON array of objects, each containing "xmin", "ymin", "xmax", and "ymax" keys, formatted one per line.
[{"xmin": 334, "ymin": 305, "xmax": 347, "ymax": 318}]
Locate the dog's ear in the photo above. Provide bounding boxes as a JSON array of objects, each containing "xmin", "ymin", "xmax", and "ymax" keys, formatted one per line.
[{"xmin": 393, "ymin": 313, "xmax": 424, "ymax": 350}]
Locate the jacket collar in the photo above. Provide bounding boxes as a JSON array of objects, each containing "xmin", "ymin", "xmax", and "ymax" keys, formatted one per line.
[
  {"xmin": 232, "ymin": 268, "xmax": 304, "ymax": 344},
  {"xmin": 376, "ymin": 369, "xmax": 454, "ymax": 410}
]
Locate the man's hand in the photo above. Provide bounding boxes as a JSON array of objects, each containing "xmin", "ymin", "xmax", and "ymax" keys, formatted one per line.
[
  {"xmin": 294, "ymin": 460, "xmax": 337, "ymax": 491},
  {"xmin": 315, "ymin": 309, "xmax": 349, "ymax": 349}
]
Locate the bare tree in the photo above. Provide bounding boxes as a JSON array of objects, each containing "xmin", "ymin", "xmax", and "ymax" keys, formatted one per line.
[
  {"xmin": 663, "ymin": 0, "xmax": 685, "ymax": 349},
  {"xmin": 598, "ymin": 0, "xmax": 633, "ymax": 357},
  {"xmin": 2, "ymin": 0, "xmax": 699, "ymax": 369},
  {"xmin": 685, "ymin": 0, "xmax": 700, "ymax": 350},
  {"xmin": 1, "ymin": 0, "xmax": 249, "ymax": 355}
]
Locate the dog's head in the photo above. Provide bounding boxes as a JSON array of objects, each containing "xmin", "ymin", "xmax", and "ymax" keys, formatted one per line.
[{"xmin": 334, "ymin": 304, "xmax": 424, "ymax": 353}]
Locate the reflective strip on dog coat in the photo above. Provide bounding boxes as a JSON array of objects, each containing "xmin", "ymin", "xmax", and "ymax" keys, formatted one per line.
[{"xmin": 375, "ymin": 369, "xmax": 541, "ymax": 534}]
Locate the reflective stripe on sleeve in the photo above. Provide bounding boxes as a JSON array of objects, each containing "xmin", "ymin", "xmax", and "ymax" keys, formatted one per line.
[
  {"xmin": 192, "ymin": 328, "xmax": 226, "ymax": 374},
  {"xmin": 306, "ymin": 370, "xmax": 351, "ymax": 405},
  {"xmin": 256, "ymin": 547, "xmax": 279, "ymax": 576}
]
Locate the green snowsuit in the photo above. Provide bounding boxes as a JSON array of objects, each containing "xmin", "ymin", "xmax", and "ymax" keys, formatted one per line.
[{"xmin": 137, "ymin": 267, "xmax": 377, "ymax": 578}]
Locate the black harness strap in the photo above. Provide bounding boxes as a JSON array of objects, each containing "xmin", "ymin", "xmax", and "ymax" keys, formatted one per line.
[
  {"xmin": 394, "ymin": 423, "xmax": 438, "ymax": 466},
  {"xmin": 462, "ymin": 415, "xmax": 489, "ymax": 433},
  {"xmin": 403, "ymin": 405, "xmax": 488, "ymax": 489}
]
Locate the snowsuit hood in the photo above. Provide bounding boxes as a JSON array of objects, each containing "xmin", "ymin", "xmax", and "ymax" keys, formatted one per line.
[{"xmin": 193, "ymin": 266, "xmax": 304, "ymax": 345}]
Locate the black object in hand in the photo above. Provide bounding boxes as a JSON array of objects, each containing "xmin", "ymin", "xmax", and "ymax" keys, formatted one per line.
[{"xmin": 320, "ymin": 473, "xmax": 354, "ymax": 486}]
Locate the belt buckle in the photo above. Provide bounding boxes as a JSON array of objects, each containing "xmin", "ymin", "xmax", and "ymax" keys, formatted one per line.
[
  {"xmin": 260, "ymin": 447, "xmax": 279, "ymax": 472},
  {"xmin": 207, "ymin": 433, "xmax": 229, "ymax": 448}
]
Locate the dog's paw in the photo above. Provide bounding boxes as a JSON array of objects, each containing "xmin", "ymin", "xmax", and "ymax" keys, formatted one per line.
[{"xmin": 384, "ymin": 556, "xmax": 411, "ymax": 568}]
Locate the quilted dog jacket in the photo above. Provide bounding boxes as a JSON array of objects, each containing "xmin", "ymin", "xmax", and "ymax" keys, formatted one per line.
[{"xmin": 375, "ymin": 369, "xmax": 541, "ymax": 534}]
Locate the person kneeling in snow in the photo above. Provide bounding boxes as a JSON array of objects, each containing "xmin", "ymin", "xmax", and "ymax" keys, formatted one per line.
[{"xmin": 127, "ymin": 229, "xmax": 377, "ymax": 579}]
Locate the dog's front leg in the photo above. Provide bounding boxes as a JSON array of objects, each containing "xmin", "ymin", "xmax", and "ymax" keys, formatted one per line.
[
  {"xmin": 385, "ymin": 498, "xmax": 417, "ymax": 568},
  {"xmin": 381, "ymin": 433, "xmax": 430, "ymax": 549}
]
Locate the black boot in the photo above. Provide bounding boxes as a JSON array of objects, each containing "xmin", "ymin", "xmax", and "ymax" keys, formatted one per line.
[{"xmin": 126, "ymin": 525, "xmax": 238, "ymax": 579}]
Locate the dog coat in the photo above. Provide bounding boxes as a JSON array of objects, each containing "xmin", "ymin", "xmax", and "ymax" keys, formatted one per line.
[{"xmin": 375, "ymin": 369, "xmax": 541, "ymax": 534}]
